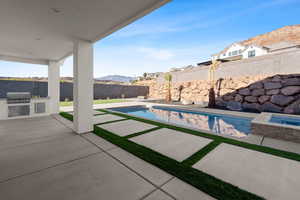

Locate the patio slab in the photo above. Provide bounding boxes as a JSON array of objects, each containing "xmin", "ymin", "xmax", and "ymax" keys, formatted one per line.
[
  {"xmin": 262, "ymin": 137, "xmax": 300, "ymax": 155},
  {"xmin": 0, "ymin": 135, "xmax": 100, "ymax": 182},
  {"xmin": 144, "ymin": 190, "xmax": 174, "ymax": 200},
  {"xmin": 0, "ymin": 116, "xmax": 74, "ymax": 150},
  {"xmin": 108, "ymin": 147, "xmax": 173, "ymax": 186},
  {"xmin": 98, "ymin": 120, "xmax": 157, "ymax": 137},
  {"xmin": 161, "ymin": 178, "xmax": 215, "ymax": 200},
  {"xmin": 82, "ymin": 132, "xmax": 118, "ymax": 151},
  {"xmin": 0, "ymin": 153, "xmax": 155, "ymax": 200},
  {"xmin": 130, "ymin": 128, "xmax": 212, "ymax": 161},
  {"xmin": 93, "ymin": 114, "xmax": 125, "ymax": 124},
  {"xmin": 193, "ymin": 143, "xmax": 300, "ymax": 200}
]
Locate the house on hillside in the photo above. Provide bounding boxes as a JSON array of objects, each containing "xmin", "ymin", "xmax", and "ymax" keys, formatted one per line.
[{"xmin": 211, "ymin": 41, "xmax": 300, "ymax": 61}]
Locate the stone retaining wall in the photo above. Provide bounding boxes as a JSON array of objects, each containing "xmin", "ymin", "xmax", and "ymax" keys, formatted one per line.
[{"xmin": 137, "ymin": 74, "xmax": 300, "ymax": 114}]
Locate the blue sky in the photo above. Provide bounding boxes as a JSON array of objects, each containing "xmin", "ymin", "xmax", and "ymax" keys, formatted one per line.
[{"xmin": 1, "ymin": 0, "xmax": 300, "ymax": 78}]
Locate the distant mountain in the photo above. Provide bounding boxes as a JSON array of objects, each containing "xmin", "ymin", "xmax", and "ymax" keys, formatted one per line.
[{"xmin": 96, "ymin": 75, "xmax": 136, "ymax": 83}]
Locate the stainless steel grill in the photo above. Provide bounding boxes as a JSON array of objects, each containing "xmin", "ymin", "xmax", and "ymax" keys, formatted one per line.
[{"xmin": 6, "ymin": 92, "xmax": 31, "ymax": 104}]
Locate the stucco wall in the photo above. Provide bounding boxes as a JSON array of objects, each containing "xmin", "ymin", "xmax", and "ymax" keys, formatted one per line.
[
  {"xmin": 157, "ymin": 49, "xmax": 300, "ymax": 83},
  {"xmin": 0, "ymin": 80, "xmax": 149, "ymax": 101}
]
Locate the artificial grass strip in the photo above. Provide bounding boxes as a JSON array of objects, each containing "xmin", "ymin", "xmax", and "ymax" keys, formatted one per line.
[
  {"xmin": 60, "ymin": 111, "xmax": 263, "ymax": 199},
  {"xmin": 182, "ymin": 140, "xmax": 221, "ymax": 166},
  {"xmin": 60, "ymin": 112, "xmax": 73, "ymax": 121},
  {"xmin": 93, "ymin": 125, "xmax": 263, "ymax": 200},
  {"xmin": 124, "ymin": 127, "xmax": 162, "ymax": 139},
  {"xmin": 95, "ymin": 109, "xmax": 300, "ymax": 162},
  {"xmin": 95, "ymin": 118, "xmax": 128, "ymax": 125}
]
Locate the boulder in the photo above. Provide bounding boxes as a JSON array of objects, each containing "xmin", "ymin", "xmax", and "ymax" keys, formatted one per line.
[
  {"xmin": 242, "ymin": 102, "xmax": 261, "ymax": 112},
  {"xmin": 264, "ymin": 82, "xmax": 282, "ymax": 90},
  {"xmin": 181, "ymin": 100, "xmax": 194, "ymax": 105},
  {"xmin": 270, "ymin": 95, "xmax": 294, "ymax": 106},
  {"xmin": 258, "ymin": 95, "xmax": 270, "ymax": 104},
  {"xmin": 283, "ymin": 99, "xmax": 300, "ymax": 114},
  {"xmin": 238, "ymin": 88, "xmax": 251, "ymax": 96},
  {"xmin": 266, "ymin": 89, "xmax": 280, "ymax": 95},
  {"xmin": 226, "ymin": 101, "xmax": 242, "ymax": 111},
  {"xmin": 281, "ymin": 86, "xmax": 300, "ymax": 96},
  {"xmin": 251, "ymin": 89, "xmax": 265, "ymax": 97},
  {"xmin": 249, "ymin": 82, "xmax": 263, "ymax": 90},
  {"xmin": 216, "ymin": 100, "xmax": 227, "ymax": 108},
  {"xmin": 271, "ymin": 75, "xmax": 281, "ymax": 82},
  {"xmin": 261, "ymin": 102, "xmax": 282, "ymax": 113},
  {"xmin": 234, "ymin": 94, "xmax": 244, "ymax": 102},
  {"xmin": 245, "ymin": 96, "xmax": 258, "ymax": 103},
  {"xmin": 223, "ymin": 94, "xmax": 234, "ymax": 101},
  {"xmin": 282, "ymin": 78, "xmax": 300, "ymax": 87}
]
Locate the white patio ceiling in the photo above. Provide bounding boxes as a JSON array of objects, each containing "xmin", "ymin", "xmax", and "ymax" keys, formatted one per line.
[{"xmin": 0, "ymin": 0, "xmax": 170, "ymax": 65}]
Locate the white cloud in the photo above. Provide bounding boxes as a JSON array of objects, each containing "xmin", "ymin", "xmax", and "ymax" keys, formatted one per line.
[{"xmin": 138, "ymin": 47, "xmax": 175, "ymax": 60}]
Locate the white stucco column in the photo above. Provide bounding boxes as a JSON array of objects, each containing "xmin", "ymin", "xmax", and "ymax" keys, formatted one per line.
[
  {"xmin": 73, "ymin": 40, "xmax": 94, "ymax": 134},
  {"xmin": 48, "ymin": 61, "xmax": 60, "ymax": 114}
]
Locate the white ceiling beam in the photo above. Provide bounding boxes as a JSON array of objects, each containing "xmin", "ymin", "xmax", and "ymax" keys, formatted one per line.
[{"xmin": 0, "ymin": 54, "xmax": 49, "ymax": 65}]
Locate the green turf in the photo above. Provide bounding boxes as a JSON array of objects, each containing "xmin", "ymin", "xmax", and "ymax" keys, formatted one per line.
[
  {"xmin": 124, "ymin": 127, "xmax": 162, "ymax": 139},
  {"xmin": 96, "ymin": 109, "xmax": 300, "ymax": 163},
  {"xmin": 182, "ymin": 140, "xmax": 221, "ymax": 166},
  {"xmin": 60, "ymin": 111, "xmax": 264, "ymax": 199},
  {"xmin": 93, "ymin": 125, "xmax": 263, "ymax": 200}
]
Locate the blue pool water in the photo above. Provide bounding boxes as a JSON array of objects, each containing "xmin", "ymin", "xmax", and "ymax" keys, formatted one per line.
[
  {"xmin": 270, "ymin": 116, "xmax": 300, "ymax": 126},
  {"xmin": 109, "ymin": 106, "xmax": 253, "ymax": 138}
]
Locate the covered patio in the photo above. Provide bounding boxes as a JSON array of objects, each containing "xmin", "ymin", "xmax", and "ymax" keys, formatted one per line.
[{"xmin": 1, "ymin": 1, "xmax": 300, "ymax": 200}]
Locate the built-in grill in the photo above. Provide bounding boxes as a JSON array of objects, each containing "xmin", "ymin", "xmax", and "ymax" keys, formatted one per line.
[
  {"xmin": 6, "ymin": 92, "xmax": 31, "ymax": 104},
  {"xmin": 6, "ymin": 92, "xmax": 31, "ymax": 117}
]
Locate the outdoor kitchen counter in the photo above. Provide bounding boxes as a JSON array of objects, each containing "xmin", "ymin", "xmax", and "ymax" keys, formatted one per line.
[{"xmin": 0, "ymin": 97, "xmax": 50, "ymax": 120}]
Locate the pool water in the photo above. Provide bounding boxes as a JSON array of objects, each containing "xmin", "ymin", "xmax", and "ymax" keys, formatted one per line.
[
  {"xmin": 270, "ymin": 116, "xmax": 300, "ymax": 126},
  {"xmin": 109, "ymin": 106, "xmax": 253, "ymax": 138}
]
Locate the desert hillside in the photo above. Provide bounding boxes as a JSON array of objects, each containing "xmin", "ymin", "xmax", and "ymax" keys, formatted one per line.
[{"xmin": 241, "ymin": 24, "xmax": 300, "ymax": 46}]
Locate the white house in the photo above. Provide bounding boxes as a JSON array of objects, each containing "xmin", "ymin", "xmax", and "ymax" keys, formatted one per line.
[
  {"xmin": 211, "ymin": 43, "xmax": 268, "ymax": 61},
  {"xmin": 212, "ymin": 41, "xmax": 300, "ymax": 62}
]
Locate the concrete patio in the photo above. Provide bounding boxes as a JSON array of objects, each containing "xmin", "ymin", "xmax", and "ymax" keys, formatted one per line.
[{"xmin": 0, "ymin": 115, "xmax": 214, "ymax": 200}]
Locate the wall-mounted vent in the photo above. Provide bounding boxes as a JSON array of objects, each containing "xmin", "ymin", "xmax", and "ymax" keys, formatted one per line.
[{"xmin": 34, "ymin": 102, "xmax": 46, "ymax": 113}]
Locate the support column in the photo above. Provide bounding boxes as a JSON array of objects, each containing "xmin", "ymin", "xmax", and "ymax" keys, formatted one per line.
[
  {"xmin": 73, "ymin": 40, "xmax": 94, "ymax": 134},
  {"xmin": 48, "ymin": 61, "xmax": 60, "ymax": 114}
]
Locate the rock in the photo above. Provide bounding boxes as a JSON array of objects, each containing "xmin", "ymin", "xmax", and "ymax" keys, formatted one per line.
[
  {"xmin": 271, "ymin": 75, "xmax": 281, "ymax": 82},
  {"xmin": 266, "ymin": 89, "xmax": 280, "ymax": 95},
  {"xmin": 282, "ymin": 78, "xmax": 300, "ymax": 86},
  {"xmin": 216, "ymin": 100, "xmax": 227, "ymax": 108},
  {"xmin": 226, "ymin": 101, "xmax": 242, "ymax": 111},
  {"xmin": 181, "ymin": 100, "xmax": 193, "ymax": 105},
  {"xmin": 194, "ymin": 101, "xmax": 208, "ymax": 107},
  {"xmin": 284, "ymin": 99, "xmax": 300, "ymax": 114},
  {"xmin": 281, "ymin": 86, "xmax": 300, "ymax": 96},
  {"xmin": 258, "ymin": 95, "xmax": 270, "ymax": 104},
  {"xmin": 245, "ymin": 96, "xmax": 258, "ymax": 103},
  {"xmin": 238, "ymin": 88, "xmax": 251, "ymax": 96},
  {"xmin": 234, "ymin": 94, "xmax": 243, "ymax": 102},
  {"xmin": 251, "ymin": 89, "xmax": 265, "ymax": 97},
  {"xmin": 242, "ymin": 102, "xmax": 261, "ymax": 112},
  {"xmin": 270, "ymin": 95, "xmax": 294, "ymax": 106},
  {"xmin": 222, "ymin": 94, "xmax": 234, "ymax": 101},
  {"xmin": 249, "ymin": 82, "xmax": 263, "ymax": 90},
  {"xmin": 264, "ymin": 82, "xmax": 282, "ymax": 90},
  {"xmin": 261, "ymin": 102, "xmax": 282, "ymax": 113}
]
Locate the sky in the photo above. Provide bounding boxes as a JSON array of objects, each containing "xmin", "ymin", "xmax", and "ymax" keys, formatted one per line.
[{"xmin": 1, "ymin": 0, "xmax": 300, "ymax": 78}]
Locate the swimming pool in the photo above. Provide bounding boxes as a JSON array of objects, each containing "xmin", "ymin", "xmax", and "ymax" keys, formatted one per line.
[
  {"xmin": 270, "ymin": 116, "xmax": 300, "ymax": 126},
  {"xmin": 109, "ymin": 106, "xmax": 253, "ymax": 138}
]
